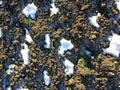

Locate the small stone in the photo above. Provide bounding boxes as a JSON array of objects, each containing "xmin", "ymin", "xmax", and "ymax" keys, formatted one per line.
[
  {"xmin": 68, "ymin": 78, "xmax": 75, "ymax": 85},
  {"xmin": 91, "ymin": 35, "xmax": 96, "ymax": 39},
  {"xmin": 31, "ymin": 53, "xmax": 36, "ymax": 58}
]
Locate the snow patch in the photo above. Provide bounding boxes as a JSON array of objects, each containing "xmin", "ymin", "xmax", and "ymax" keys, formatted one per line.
[
  {"xmin": 22, "ymin": 3, "xmax": 37, "ymax": 19},
  {"xmin": 0, "ymin": 0, "xmax": 2, "ymax": 5},
  {"xmin": 43, "ymin": 70, "xmax": 51, "ymax": 86},
  {"xmin": 50, "ymin": 1, "xmax": 59, "ymax": 16},
  {"xmin": 25, "ymin": 29, "xmax": 33, "ymax": 44},
  {"xmin": 6, "ymin": 64, "xmax": 16, "ymax": 75},
  {"xmin": 20, "ymin": 43, "xmax": 30, "ymax": 65},
  {"xmin": 88, "ymin": 13, "xmax": 101, "ymax": 28},
  {"xmin": 58, "ymin": 38, "xmax": 74, "ymax": 56},
  {"xmin": 7, "ymin": 86, "xmax": 12, "ymax": 90},
  {"xmin": 63, "ymin": 59, "xmax": 74, "ymax": 76},
  {"xmin": 17, "ymin": 87, "xmax": 29, "ymax": 90},
  {"xmin": 116, "ymin": 0, "xmax": 120, "ymax": 11},
  {"xmin": 103, "ymin": 33, "xmax": 120, "ymax": 58},
  {"xmin": 15, "ymin": 84, "xmax": 29, "ymax": 90},
  {"xmin": 44, "ymin": 34, "xmax": 50, "ymax": 48}
]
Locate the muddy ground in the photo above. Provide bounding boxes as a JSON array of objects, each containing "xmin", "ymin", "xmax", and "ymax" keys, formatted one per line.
[{"xmin": 0, "ymin": 0, "xmax": 120, "ymax": 90}]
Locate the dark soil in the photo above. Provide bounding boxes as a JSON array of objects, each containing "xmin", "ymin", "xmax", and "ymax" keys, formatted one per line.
[{"xmin": 0, "ymin": 0, "xmax": 120, "ymax": 90}]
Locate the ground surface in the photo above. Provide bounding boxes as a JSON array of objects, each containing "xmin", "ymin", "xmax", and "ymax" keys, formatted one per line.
[{"xmin": 0, "ymin": 0, "xmax": 120, "ymax": 90}]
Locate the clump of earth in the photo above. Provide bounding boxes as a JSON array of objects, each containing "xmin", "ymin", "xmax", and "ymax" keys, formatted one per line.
[{"xmin": 0, "ymin": 0, "xmax": 120, "ymax": 90}]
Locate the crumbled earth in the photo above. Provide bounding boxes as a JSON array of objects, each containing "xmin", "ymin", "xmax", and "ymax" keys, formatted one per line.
[{"xmin": 0, "ymin": 0, "xmax": 120, "ymax": 90}]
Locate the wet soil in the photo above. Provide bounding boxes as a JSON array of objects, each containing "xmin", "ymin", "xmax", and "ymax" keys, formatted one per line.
[{"xmin": 0, "ymin": 0, "xmax": 120, "ymax": 90}]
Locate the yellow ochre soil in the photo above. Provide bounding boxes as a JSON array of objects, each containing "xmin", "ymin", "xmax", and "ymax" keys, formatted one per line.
[{"xmin": 0, "ymin": 0, "xmax": 120, "ymax": 90}]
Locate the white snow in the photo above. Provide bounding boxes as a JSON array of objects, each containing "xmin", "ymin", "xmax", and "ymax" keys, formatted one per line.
[
  {"xmin": 25, "ymin": 29, "xmax": 33, "ymax": 44},
  {"xmin": 88, "ymin": 13, "xmax": 101, "ymax": 28},
  {"xmin": 17, "ymin": 87, "xmax": 29, "ymax": 90},
  {"xmin": 0, "ymin": 27, "xmax": 2, "ymax": 38},
  {"xmin": 63, "ymin": 59, "xmax": 74, "ymax": 76},
  {"xmin": 16, "ymin": 85, "xmax": 29, "ymax": 90},
  {"xmin": 50, "ymin": 2, "xmax": 59, "ymax": 16},
  {"xmin": 20, "ymin": 43, "xmax": 30, "ymax": 65},
  {"xmin": 20, "ymin": 89, "xmax": 29, "ymax": 90},
  {"xmin": 116, "ymin": 0, "xmax": 120, "ymax": 11},
  {"xmin": 0, "ymin": 0, "xmax": 2, "ymax": 5},
  {"xmin": 43, "ymin": 70, "xmax": 51, "ymax": 86},
  {"xmin": 103, "ymin": 33, "xmax": 120, "ymax": 58},
  {"xmin": 7, "ymin": 86, "xmax": 12, "ymax": 90},
  {"xmin": 6, "ymin": 64, "xmax": 16, "ymax": 75},
  {"xmin": 52, "ymin": 0, "xmax": 56, "ymax": 3},
  {"xmin": 17, "ymin": 88, "xmax": 29, "ymax": 90},
  {"xmin": 44, "ymin": 34, "xmax": 50, "ymax": 48},
  {"xmin": 58, "ymin": 38, "xmax": 74, "ymax": 56},
  {"xmin": 22, "ymin": 3, "xmax": 37, "ymax": 19}
]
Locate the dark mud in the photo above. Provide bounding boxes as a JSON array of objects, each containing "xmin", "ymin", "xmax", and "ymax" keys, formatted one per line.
[{"xmin": 0, "ymin": 0, "xmax": 120, "ymax": 90}]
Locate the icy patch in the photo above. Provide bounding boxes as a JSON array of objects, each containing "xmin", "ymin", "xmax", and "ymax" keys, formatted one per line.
[
  {"xmin": 6, "ymin": 64, "xmax": 16, "ymax": 75},
  {"xmin": 50, "ymin": 1, "xmax": 59, "ymax": 16},
  {"xmin": 20, "ymin": 43, "xmax": 30, "ymax": 65},
  {"xmin": 116, "ymin": 0, "xmax": 120, "ymax": 11},
  {"xmin": 88, "ymin": 13, "xmax": 101, "ymax": 28},
  {"xmin": 44, "ymin": 34, "xmax": 50, "ymax": 48},
  {"xmin": 58, "ymin": 38, "xmax": 74, "ymax": 56},
  {"xmin": 103, "ymin": 33, "xmax": 120, "ymax": 58},
  {"xmin": 0, "ymin": 27, "xmax": 2, "ymax": 38},
  {"xmin": 22, "ymin": 3, "xmax": 37, "ymax": 19},
  {"xmin": 63, "ymin": 59, "xmax": 74, "ymax": 76},
  {"xmin": 25, "ymin": 29, "xmax": 33, "ymax": 44},
  {"xmin": 43, "ymin": 70, "xmax": 51, "ymax": 86}
]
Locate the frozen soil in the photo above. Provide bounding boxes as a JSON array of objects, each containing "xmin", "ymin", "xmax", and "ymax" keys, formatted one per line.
[{"xmin": 0, "ymin": 0, "xmax": 120, "ymax": 90}]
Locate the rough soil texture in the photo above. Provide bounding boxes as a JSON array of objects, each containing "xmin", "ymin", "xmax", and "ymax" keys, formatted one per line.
[{"xmin": 0, "ymin": 0, "xmax": 120, "ymax": 90}]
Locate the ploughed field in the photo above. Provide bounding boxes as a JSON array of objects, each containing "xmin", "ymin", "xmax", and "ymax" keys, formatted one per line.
[{"xmin": 0, "ymin": 0, "xmax": 120, "ymax": 90}]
